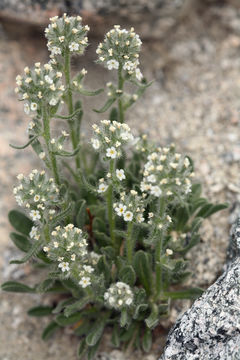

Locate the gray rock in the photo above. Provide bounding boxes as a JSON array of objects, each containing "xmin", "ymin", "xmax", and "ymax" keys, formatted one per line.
[
  {"xmin": 227, "ymin": 217, "xmax": 240, "ymax": 265},
  {"xmin": 159, "ymin": 258, "xmax": 240, "ymax": 360}
]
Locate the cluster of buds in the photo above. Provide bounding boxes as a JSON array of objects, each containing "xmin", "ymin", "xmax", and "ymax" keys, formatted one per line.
[
  {"xmin": 50, "ymin": 130, "xmax": 70, "ymax": 153},
  {"xmin": 96, "ymin": 25, "xmax": 143, "ymax": 81},
  {"xmin": 43, "ymin": 224, "xmax": 95, "ymax": 288},
  {"xmin": 114, "ymin": 189, "xmax": 145, "ymax": 223},
  {"xmin": 13, "ymin": 170, "xmax": 59, "ymax": 222},
  {"xmin": 104, "ymin": 282, "xmax": 134, "ymax": 310},
  {"xmin": 140, "ymin": 145, "xmax": 194, "ymax": 201},
  {"xmin": 91, "ymin": 120, "xmax": 134, "ymax": 160},
  {"xmin": 15, "ymin": 63, "xmax": 64, "ymax": 111},
  {"xmin": 45, "ymin": 14, "xmax": 89, "ymax": 61}
]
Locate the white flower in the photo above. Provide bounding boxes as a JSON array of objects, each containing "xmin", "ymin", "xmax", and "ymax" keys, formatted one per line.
[
  {"xmin": 98, "ymin": 183, "xmax": 108, "ymax": 193},
  {"xmin": 107, "ymin": 59, "xmax": 119, "ymax": 70},
  {"xmin": 124, "ymin": 211, "xmax": 133, "ymax": 222},
  {"xmin": 49, "ymin": 98, "xmax": 58, "ymax": 106},
  {"xmin": 30, "ymin": 210, "xmax": 41, "ymax": 221},
  {"xmin": 115, "ymin": 203, "xmax": 127, "ymax": 217},
  {"xmin": 136, "ymin": 214, "xmax": 144, "ymax": 223},
  {"xmin": 39, "ymin": 152, "xmax": 46, "ymax": 160},
  {"xmin": 30, "ymin": 103, "xmax": 37, "ymax": 111},
  {"xmin": 166, "ymin": 249, "xmax": 173, "ymax": 256},
  {"xmin": 83, "ymin": 265, "xmax": 94, "ymax": 273},
  {"xmin": 126, "ymin": 297, "xmax": 133, "ymax": 305},
  {"xmin": 34, "ymin": 194, "xmax": 40, "ymax": 202},
  {"xmin": 116, "ymin": 169, "xmax": 126, "ymax": 181},
  {"xmin": 44, "ymin": 75, "xmax": 53, "ymax": 84},
  {"xmin": 150, "ymin": 186, "xmax": 162, "ymax": 197},
  {"xmin": 24, "ymin": 103, "xmax": 30, "ymax": 114},
  {"xmin": 106, "ymin": 147, "xmax": 117, "ymax": 159},
  {"xmin": 29, "ymin": 226, "xmax": 38, "ymax": 239},
  {"xmin": 91, "ymin": 138, "xmax": 100, "ymax": 150},
  {"xmin": 79, "ymin": 277, "xmax": 91, "ymax": 288},
  {"xmin": 123, "ymin": 61, "xmax": 135, "ymax": 71},
  {"xmin": 69, "ymin": 42, "xmax": 80, "ymax": 52},
  {"xmin": 58, "ymin": 262, "xmax": 70, "ymax": 272},
  {"xmin": 147, "ymin": 174, "xmax": 156, "ymax": 183},
  {"xmin": 135, "ymin": 68, "xmax": 143, "ymax": 81},
  {"xmin": 120, "ymin": 131, "xmax": 133, "ymax": 141},
  {"xmin": 184, "ymin": 158, "xmax": 190, "ymax": 168},
  {"xmin": 51, "ymin": 46, "xmax": 61, "ymax": 55}
]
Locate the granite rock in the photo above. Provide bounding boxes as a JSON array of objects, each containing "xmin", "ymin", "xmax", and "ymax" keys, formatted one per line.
[
  {"xmin": 227, "ymin": 217, "xmax": 240, "ymax": 265},
  {"xmin": 159, "ymin": 257, "xmax": 240, "ymax": 360}
]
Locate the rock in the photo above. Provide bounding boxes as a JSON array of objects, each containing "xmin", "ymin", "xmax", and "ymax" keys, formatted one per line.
[
  {"xmin": 227, "ymin": 217, "xmax": 240, "ymax": 265},
  {"xmin": 159, "ymin": 258, "xmax": 240, "ymax": 360}
]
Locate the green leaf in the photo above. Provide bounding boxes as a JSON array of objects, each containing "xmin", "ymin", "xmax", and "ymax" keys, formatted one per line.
[
  {"xmin": 56, "ymin": 312, "xmax": 83, "ymax": 326},
  {"xmin": 1, "ymin": 281, "xmax": 35, "ymax": 293},
  {"xmin": 10, "ymin": 239, "xmax": 41, "ymax": 264},
  {"xmin": 142, "ymin": 328, "xmax": 152, "ymax": 353},
  {"xmin": 51, "ymin": 203, "xmax": 73, "ymax": 224},
  {"xmin": 76, "ymin": 200, "xmax": 87, "ymax": 228},
  {"xmin": 61, "ymin": 278, "xmax": 82, "ymax": 298},
  {"xmin": 53, "ymin": 147, "xmax": 80, "ymax": 157},
  {"xmin": 78, "ymin": 338, "xmax": 87, "ymax": 359},
  {"xmin": 52, "ymin": 298, "xmax": 74, "ymax": 314},
  {"xmin": 119, "ymin": 265, "xmax": 136, "ymax": 286},
  {"xmin": 55, "ymin": 108, "xmax": 81, "ymax": 119},
  {"xmin": 74, "ymin": 321, "xmax": 91, "ymax": 336},
  {"xmin": 64, "ymin": 297, "xmax": 90, "ymax": 317},
  {"xmin": 202, "ymin": 203, "xmax": 228, "ymax": 218},
  {"xmin": 78, "ymin": 88, "xmax": 104, "ymax": 96},
  {"xmin": 10, "ymin": 232, "xmax": 31, "ymax": 252},
  {"xmin": 145, "ymin": 304, "xmax": 159, "ymax": 329},
  {"xmin": 93, "ymin": 97, "xmax": 116, "ymax": 113},
  {"xmin": 133, "ymin": 251, "xmax": 152, "ymax": 295},
  {"xmin": 36, "ymin": 279, "xmax": 55, "ymax": 293},
  {"xmin": 87, "ymin": 340, "xmax": 101, "ymax": 360},
  {"xmin": 86, "ymin": 321, "xmax": 105, "ymax": 346},
  {"xmin": 111, "ymin": 324, "xmax": 121, "ymax": 347},
  {"xmin": 163, "ymin": 287, "xmax": 204, "ymax": 300},
  {"xmin": 133, "ymin": 304, "xmax": 149, "ymax": 320},
  {"xmin": 28, "ymin": 305, "xmax": 53, "ymax": 317},
  {"xmin": 42, "ymin": 321, "xmax": 59, "ymax": 341},
  {"xmin": 8, "ymin": 210, "xmax": 33, "ymax": 236},
  {"xmin": 9, "ymin": 135, "xmax": 39, "ymax": 150}
]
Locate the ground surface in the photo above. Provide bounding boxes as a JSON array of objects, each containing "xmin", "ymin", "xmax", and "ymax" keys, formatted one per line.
[{"xmin": 1, "ymin": 3, "xmax": 240, "ymax": 359}]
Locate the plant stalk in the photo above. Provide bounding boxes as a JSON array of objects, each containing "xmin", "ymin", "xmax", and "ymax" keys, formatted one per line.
[
  {"xmin": 107, "ymin": 160, "xmax": 116, "ymax": 246},
  {"xmin": 155, "ymin": 196, "xmax": 166, "ymax": 299},
  {"xmin": 118, "ymin": 64, "xmax": 124, "ymax": 123},
  {"xmin": 126, "ymin": 222, "xmax": 134, "ymax": 264},
  {"xmin": 64, "ymin": 50, "xmax": 81, "ymax": 169},
  {"xmin": 42, "ymin": 106, "xmax": 60, "ymax": 185}
]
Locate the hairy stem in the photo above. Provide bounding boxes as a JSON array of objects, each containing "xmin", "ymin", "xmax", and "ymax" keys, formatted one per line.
[
  {"xmin": 107, "ymin": 160, "xmax": 116, "ymax": 246},
  {"xmin": 64, "ymin": 49, "xmax": 81, "ymax": 169},
  {"xmin": 118, "ymin": 64, "xmax": 125, "ymax": 123},
  {"xmin": 126, "ymin": 221, "xmax": 134, "ymax": 264},
  {"xmin": 42, "ymin": 106, "xmax": 60, "ymax": 185},
  {"xmin": 155, "ymin": 196, "xmax": 166, "ymax": 299}
]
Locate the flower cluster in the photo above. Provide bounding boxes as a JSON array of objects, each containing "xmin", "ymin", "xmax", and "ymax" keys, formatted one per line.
[
  {"xmin": 43, "ymin": 224, "xmax": 95, "ymax": 288},
  {"xmin": 140, "ymin": 145, "xmax": 194, "ymax": 201},
  {"xmin": 96, "ymin": 25, "xmax": 143, "ymax": 81},
  {"xmin": 114, "ymin": 189, "xmax": 145, "ymax": 223},
  {"xmin": 45, "ymin": 14, "xmax": 89, "ymax": 59},
  {"xmin": 15, "ymin": 62, "xmax": 64, "ymax": 111},
  {"xmin": 13, "ymin": 170, "xmax": 59, "ymax": 222},
  {"xmin": 91, "ymin": 120, "xmax": 134, "ymax": 160},
  {"xmin": 104, "ymin": 282, "xmax": 134, "ymax": 310}
]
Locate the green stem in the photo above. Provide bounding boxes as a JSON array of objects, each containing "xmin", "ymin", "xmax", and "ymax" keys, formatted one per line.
[
  {"xmin": 107, "ymin": 160, "xmax": 116, "ymax": 246},
  {"xmin": 44, "ymin": 223, "xmax": 50, "ymax": 243},
  {"xmin": 155, "ymin": 197, "xmax": 166, "ymax": 299},
  {"xmin": 64, "ymin": 49, "xmax": 81, "ymax": 169},
  {"xmin": 42, "ymin": 106, "xmax": 60, "ymax": 185},
  {"xmin": 118, "ymin": 64, "xmax": 124, "ymax": 123},
  {"xmin": 126, "ymin": 222, "xmax": 134, "ymax": 264}
]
